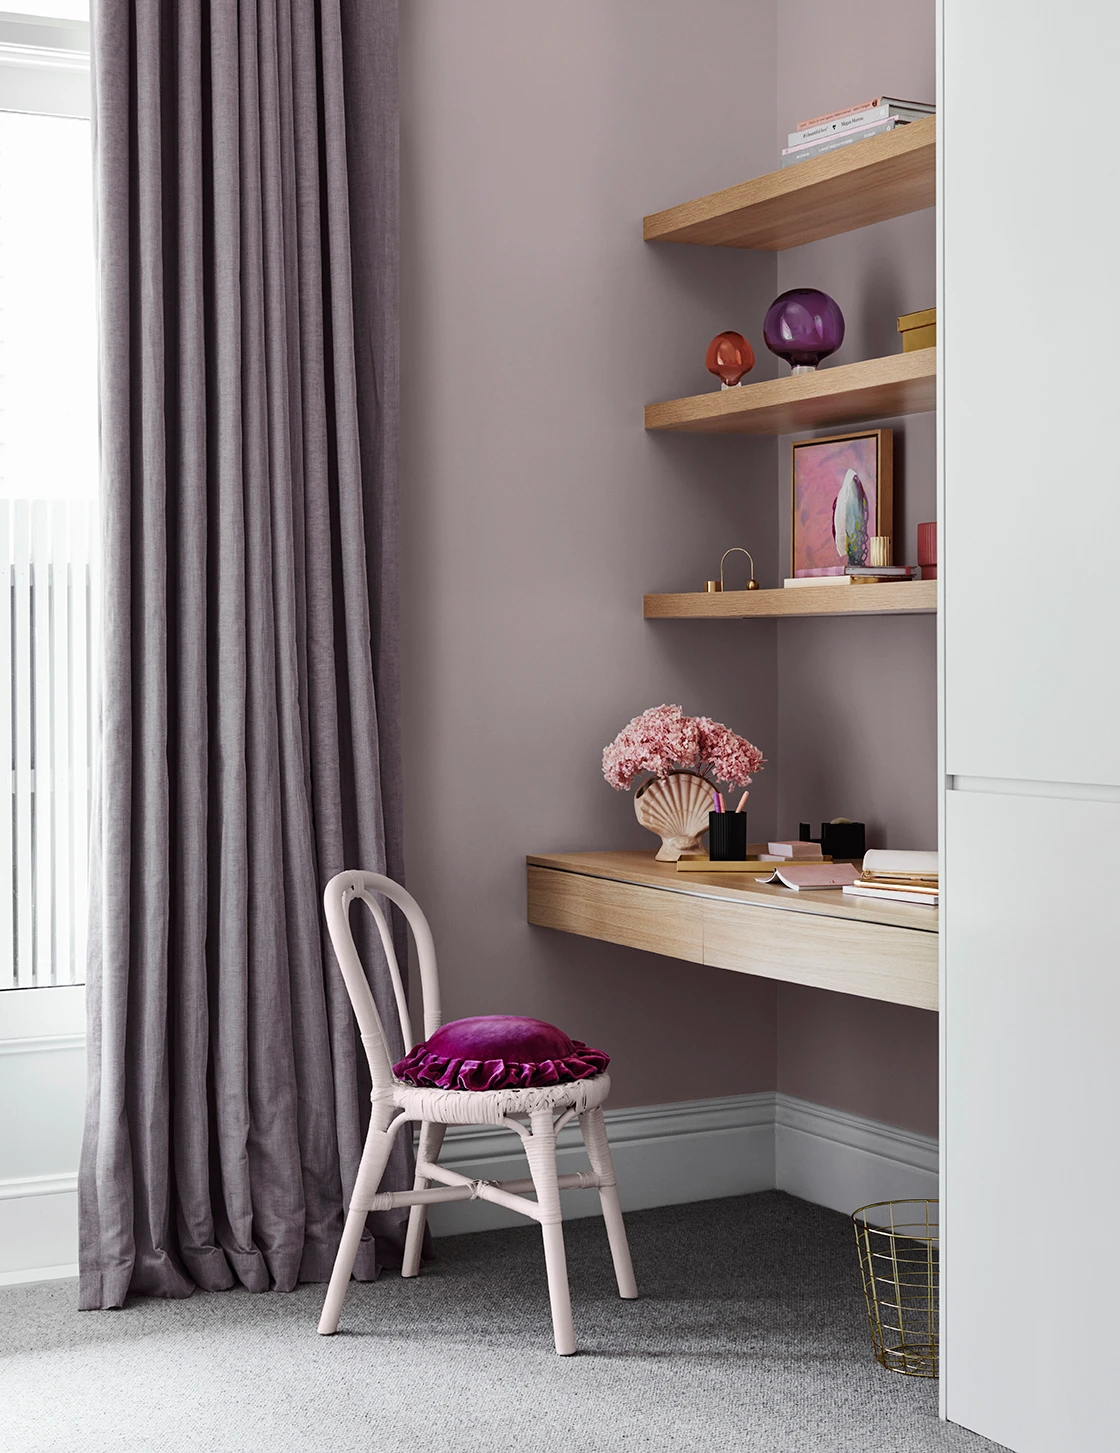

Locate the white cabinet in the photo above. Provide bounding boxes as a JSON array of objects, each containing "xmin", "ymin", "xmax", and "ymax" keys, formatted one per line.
[
  {"xmin": 943, "ymin": 4, "xmax": 1120, "ymax": 1446},
  {"xmin": 942, "ymin": 0, "xmax": 1120, "ymax": 788},
  {"xmin": 942, "ymin": 790, "xmax": 1120, "ymax": 1451}
]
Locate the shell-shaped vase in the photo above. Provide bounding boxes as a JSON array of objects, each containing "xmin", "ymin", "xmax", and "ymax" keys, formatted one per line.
[{"xmin": 634, "ymin": 771, "xmax": 712, "ymax": 861}]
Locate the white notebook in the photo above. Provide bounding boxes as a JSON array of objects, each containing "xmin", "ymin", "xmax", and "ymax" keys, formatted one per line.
[
  {"xmin": 844, "ymin": 883, "xmax": 939, "ymax": 907},
  {"xmin": 862, "ymin": 849, "xmax": 938, "ymax": 877}
]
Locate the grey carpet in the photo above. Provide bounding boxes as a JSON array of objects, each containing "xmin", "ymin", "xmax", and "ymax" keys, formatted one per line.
[{"xmin": 3, "ymin": 1191, "xmax": 1007, "ymax": 1453}]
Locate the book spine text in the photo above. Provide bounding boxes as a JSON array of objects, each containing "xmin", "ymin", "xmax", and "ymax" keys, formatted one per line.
[
  {"xmin": 790, "ymin": 105, "xmax": 892, "ymax": 146},
  {"xmin": 781, "ymin": 119, "xmax": 898, "ymax": 166}
]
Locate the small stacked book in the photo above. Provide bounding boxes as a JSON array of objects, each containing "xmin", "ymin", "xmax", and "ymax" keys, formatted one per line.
[
  {"xmin": 843, "ymin": 849, "xmax": 939, "ymax": 906},
  {"xmin": 781, "ymin": 96, "xmax": 934, "ymax": 168},
  {"xmin": 676, "ymin": 840, "xmax": 830, "ymax": 874}
]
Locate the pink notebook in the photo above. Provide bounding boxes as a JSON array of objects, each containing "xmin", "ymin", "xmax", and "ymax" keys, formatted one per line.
[{"xmin": 760, "ymin": 864, "xmax": 861, "ymax": 891}]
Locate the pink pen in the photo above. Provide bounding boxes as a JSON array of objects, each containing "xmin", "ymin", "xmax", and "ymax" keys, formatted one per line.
[{"xmin": 736, "ymin": 790, "xmax": 750, "ymax": 813}]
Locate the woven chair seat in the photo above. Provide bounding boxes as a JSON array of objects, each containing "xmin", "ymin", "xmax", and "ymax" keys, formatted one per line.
[{"xmin": 389, "ymin": 1071, "xmax": 612, "ymax": 1127}]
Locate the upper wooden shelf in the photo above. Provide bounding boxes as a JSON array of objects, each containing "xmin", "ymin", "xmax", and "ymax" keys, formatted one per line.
[
  {"xmin": 644, "ymin": 581, "xmax": 937, "ymax": 620},
  {"xmin": 643, "ymin": 116, "xmax": 936, "ymax": 250},
  {"xmin": 645, "ymin": 349, "xmax": 935, "ymax": 436}
]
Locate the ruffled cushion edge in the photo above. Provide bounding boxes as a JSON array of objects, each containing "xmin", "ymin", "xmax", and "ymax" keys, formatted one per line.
[{"xmin": 392, "ymin": 1040, "xmax": 610, "ymax": 1092}]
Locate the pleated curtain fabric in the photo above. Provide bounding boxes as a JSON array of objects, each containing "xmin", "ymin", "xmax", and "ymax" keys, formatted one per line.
[{"xmin": 79, "ymin": 0, "xmax": 407, "ymax": 1310}]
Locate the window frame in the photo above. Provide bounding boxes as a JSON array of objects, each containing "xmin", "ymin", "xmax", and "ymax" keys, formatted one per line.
[{"xmin": 0, "ymin": 12, "xmax": 90, "ymax": 122}]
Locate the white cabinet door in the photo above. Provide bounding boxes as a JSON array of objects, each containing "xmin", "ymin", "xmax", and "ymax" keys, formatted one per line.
[
  {"xmin": 943, "ymin": 6, "xmax": 1120, "ymax": 1445},
  {"xmin": 942, "ymin": 1, "xmax": 1120, "ymax": 787},
  {"xmin": 943, "ymin": 788, "xmax": 1120, "ymax": 1451}
]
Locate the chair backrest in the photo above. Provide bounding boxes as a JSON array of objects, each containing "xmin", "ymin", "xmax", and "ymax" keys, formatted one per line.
[{"xmin": 322, "ymin": 870, "xmax": 442, "ymax": 1093}]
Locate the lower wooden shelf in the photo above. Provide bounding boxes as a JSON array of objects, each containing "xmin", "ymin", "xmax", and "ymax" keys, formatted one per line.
[
  {"xmin": 644, "ymin": 581, "xmax": 936, "ymax": 619},
  {"xmin": 527, "ymin": 851, "xmax": 938, "ymax": 1012}
]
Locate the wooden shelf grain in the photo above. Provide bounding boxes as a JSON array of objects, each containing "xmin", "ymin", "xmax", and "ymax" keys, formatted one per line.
[
  {"xmin": 527, "ymin": 851, "xmax": 938, "ymax": 1011},
  {"xmin": 644, "ymin": 581, "xmax": 937, "ymax": 620},
  {"xmin": 643, "ymin": 116, "xmax": 936, "ymax": 250},
  {"xmin": 645, "ymin": 350, "xmax": 936, "ymax": 436}
]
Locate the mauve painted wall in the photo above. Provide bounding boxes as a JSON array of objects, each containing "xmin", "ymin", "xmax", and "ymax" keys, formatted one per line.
[
  {"xmin": 399, "ymin": 1, "xmax": 782, "ymax": 1108},
  {"xmin": 773, "ymin": 0, "xmax": 938, "ymax": 1137},
  {"xmin": 399, "ymin": 0, "xmax": 940, "ymax": 1137}
]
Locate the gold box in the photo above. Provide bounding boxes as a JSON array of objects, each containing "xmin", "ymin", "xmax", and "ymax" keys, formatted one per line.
[{"xmin": 897, "ymin": 306, "xmax": 936, "ymax": 352}]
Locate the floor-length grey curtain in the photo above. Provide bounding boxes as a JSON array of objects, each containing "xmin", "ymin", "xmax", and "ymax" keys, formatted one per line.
[{"xmin": 79, "ymin": 0, "xmax": 407, "ymax": 1311}]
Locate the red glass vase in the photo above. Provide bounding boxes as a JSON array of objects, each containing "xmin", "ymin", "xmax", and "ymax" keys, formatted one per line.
[{"xmin": 705, "ymin": 331, "xmax": 755, "ymax": 388}]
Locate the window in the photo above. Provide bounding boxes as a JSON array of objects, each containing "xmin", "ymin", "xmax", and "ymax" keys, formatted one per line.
[{"xmin": 0, "ymin": 10, "xmax": 94, "ymax": 990}]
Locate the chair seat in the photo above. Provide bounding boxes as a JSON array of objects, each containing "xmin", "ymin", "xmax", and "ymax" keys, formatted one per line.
[{"xmin": 390, "ymin": 1070, "xmax": 612, "ymax": 1126}]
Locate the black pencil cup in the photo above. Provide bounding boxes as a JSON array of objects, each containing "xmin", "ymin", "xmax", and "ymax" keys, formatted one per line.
[{"xmin": 709, "ymin": 811, "xmax": 748, "ymax": 861}]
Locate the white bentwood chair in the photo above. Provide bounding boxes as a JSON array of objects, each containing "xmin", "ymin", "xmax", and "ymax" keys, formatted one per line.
[{"xmin": 318, "ymin": 870, "xmax": 638, "ymax": 1354}]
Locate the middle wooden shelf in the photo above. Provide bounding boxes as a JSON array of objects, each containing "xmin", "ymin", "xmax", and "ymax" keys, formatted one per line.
[{"xmin": 645, "ymin": 349, "xmax": 935, "ymax": 436}]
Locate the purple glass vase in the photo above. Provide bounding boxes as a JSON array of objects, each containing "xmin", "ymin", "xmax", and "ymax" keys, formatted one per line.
[{"xmin": 762, "ymin": 288, "xmax": 845, "ymax": 372}]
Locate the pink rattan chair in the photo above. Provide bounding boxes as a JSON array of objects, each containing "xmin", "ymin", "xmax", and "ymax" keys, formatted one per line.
[{"xmin": 317, "ymin": 869, "xmax": 638, "ymax": 1354}]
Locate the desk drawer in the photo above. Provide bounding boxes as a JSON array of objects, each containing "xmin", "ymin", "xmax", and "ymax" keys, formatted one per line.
[
  {"xmin": 527, "ymin": 866, "xmax": 703, "ymax": 962},
  {"xmin": 702, "ymin": 898, "xmax": 937, "ymax": 1011}
]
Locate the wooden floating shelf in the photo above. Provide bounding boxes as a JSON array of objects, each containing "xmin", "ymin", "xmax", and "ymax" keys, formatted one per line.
[
  {"xmin": 643, "ymin": 116, "xmax": 935, "ymax": 250},
  {"xmin": 645, "ymin": 350, "xmax": 935, "ymax": 436},
  {"xmin": 644, "ymin": 582, "xmax": 937, "ymax": 620}
]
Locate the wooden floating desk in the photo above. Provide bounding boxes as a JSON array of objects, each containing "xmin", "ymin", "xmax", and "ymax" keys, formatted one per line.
[{"xmin": 526, "ymin": 851, "xmax": 938, "ymax": 1012}]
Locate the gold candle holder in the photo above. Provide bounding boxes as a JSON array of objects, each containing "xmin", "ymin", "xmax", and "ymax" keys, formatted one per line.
[
  {"xmin": 705, "ymin": 547, "xmax": 759, "ymax": 593},
  {"xmin": 869, "ymin": 536, "xmax": 892, "ymax": 568}
]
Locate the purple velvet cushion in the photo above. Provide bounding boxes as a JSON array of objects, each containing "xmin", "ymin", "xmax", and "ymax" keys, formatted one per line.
[{"xmin": 392, "ymin": 1015, "xmax": 610, "ymax": 1092}]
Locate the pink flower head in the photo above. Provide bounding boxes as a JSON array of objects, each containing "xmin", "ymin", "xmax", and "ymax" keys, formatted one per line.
[
  {"xmin": 602, "ymin": 705, "xmax": 764, "ymax": 792},
  {"xmin": 601, "ymin": 704, "xmax": 700, "ymax": 790},
  {"xmin": 694, "ymin": 716, "xmax": 764, "ymax": 789}
]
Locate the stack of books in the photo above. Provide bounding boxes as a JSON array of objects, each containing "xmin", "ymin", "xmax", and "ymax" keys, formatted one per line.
[
  {"xmin": 784, "ymin": 567, "xmax": 919, "ymax": 589},
  {"xmin": 842, "ymin": 849, "xmax": 938, "ymax": 906},
  {"xmin": 781, "ymin": 96, "xmax": 934, "ymax": 169}
]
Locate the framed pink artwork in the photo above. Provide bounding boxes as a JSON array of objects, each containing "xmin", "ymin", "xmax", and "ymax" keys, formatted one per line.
[{"xmin": 791, "ymin": 429, "xmax": 893, "ymax": 577}]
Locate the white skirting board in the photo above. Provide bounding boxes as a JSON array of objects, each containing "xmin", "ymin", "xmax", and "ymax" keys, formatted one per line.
[
  {"xmin": 426, "ymin": 1091, "xmax": 938, "ymax": 1236},
  {"xmin": 0, "ymin": 1093, "xmax": 938, "ymax": 1282},
  {"xmin": 774, "ymin": 1096, "xmax": 939, "ymax": 1217}
]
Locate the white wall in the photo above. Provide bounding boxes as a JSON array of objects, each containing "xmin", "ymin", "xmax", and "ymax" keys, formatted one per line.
[{"xmin": 0, "ymin": 987, "xmax": 84, "ymax": 1282}]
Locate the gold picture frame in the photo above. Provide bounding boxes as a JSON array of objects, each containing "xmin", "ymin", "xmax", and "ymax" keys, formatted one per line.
[{"xmin": 791, "ymin": 428, "xmax": 893, "ymax": 579}]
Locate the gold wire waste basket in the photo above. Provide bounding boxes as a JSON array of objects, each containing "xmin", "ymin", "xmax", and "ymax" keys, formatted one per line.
[{"xmin": 852, "ymin": 1200, "xmax": 938, "ymax": 1377}]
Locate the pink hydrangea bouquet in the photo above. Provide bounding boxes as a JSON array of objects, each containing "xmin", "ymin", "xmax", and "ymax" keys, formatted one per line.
[
  {"xmin": 602, "ymin": 705, "xmax": 764, "ymax": 860},
  {"xmin": 602, "ymin": 703, "xmax": 764, "ymax": 792}
]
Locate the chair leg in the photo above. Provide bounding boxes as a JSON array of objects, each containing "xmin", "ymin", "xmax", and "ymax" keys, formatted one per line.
[
  {"xmin": 318, "ymin": 1108, "xmax": 398, "ymax": 1336},
  {"xmin": 526, "ymin": 1108, "xmax": 576, "ymax": 1355},
  {"xmin": 402, "ymin": 1121, "xmax": 446, "ymax": 1278},
  {"xmin": 579, "ymin": 1106, "xmax": 638, "ymax": 1299}
]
